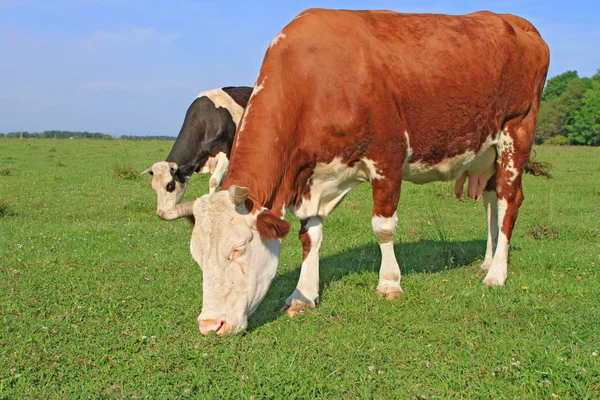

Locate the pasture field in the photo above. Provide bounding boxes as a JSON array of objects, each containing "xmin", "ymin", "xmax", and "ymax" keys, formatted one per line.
[{"xmin": 0, "ymin": 138, "xmax": 599, "ymax": 399}]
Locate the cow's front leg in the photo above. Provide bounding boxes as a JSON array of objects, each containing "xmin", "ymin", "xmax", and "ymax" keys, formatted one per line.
[
  {"xmin": 209, "ymin": 152, "xmax": 229, "ymax": 194},
  {"xmin": 281, "ymin": 217, "xmax": 322, "ymax": 317},
  {"xmin": 371, "ymin": 179, "xmax": 403, "ymax": 299}
]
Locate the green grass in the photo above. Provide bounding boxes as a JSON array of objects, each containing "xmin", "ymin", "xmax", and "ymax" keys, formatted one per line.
[{"xmin": 1, "ymin": 138, "xmax": 599, "ymax": 398}]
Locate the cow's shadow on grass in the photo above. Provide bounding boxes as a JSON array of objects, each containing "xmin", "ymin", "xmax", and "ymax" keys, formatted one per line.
[{"xmin": 247, "ymin": 238, "xmax": 486, "ymax": 332}]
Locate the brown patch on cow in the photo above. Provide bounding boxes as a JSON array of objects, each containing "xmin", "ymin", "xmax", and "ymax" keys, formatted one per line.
[
  {"xmin": 256, "ymin": 210, "xmax": 290, "ymax": 240},
  {"xmin": 299, "ymin": 219, "xmax": 311, "ymax": 260}
]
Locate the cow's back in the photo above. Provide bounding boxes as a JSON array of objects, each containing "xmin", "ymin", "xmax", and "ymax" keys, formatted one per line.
[{"xmin": 253, "ymin": 9, "xmax": 548, "ymax": 163}]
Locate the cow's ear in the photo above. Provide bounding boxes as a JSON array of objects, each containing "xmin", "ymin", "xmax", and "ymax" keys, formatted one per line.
[
  {"xmin": 141, "ymin": 166, "xmax": 153, "ymax": 175},
  {"xmin": 256, "ymin": 210, "xmax": 290, "ymax": 240}
]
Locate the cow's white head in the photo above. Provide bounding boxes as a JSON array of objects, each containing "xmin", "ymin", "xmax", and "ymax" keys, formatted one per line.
[
  {"xmin": 142, "ymin": 161, "xmax": 190, "ymax": 216},
  {"xmin": 162, "ymin": 185, "xmax": 289, "ymax": 335}
]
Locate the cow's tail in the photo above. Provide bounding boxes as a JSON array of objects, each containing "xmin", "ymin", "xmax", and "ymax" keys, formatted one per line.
[{"xmin": 524, "ymin": 150, "xmax": 552, "ymax": 179}]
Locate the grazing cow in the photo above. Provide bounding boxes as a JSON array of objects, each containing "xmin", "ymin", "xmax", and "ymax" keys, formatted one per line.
[
  {"xmin": 142, "ymin": 86, "xmax": 252, "ymax": 215},
  {"xmin": 161, "ymin": 9, "xmax": 550, "ymax": 335}
]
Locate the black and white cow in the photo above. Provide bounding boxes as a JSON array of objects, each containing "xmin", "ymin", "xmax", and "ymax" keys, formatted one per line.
[{"xmin": 142, "ymin": 86, "xmax": 252, "ymax": 216}]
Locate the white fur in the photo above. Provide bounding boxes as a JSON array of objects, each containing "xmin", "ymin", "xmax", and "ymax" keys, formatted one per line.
[
  {"xmin": 147, "ymin": 161, "xmax": 189, "ymax": 214},
  {"xmin": 269, "ymin": 32, "xmax": 287, "ymax": 49},
  {"xmin": 290, "ymin": 157, "xmax": 384, "ymax": 220},
  {"xmin": 483, "ymin": 198, "xmax": 509, "ymax": 286},
  {"xmin": 198, "ymin": 88, "xmax": 245, "ymax": 126},
  {"xmin": 404, "ymin": 135, "xmax": 497, "ymax": 184},
  {"xmin": 190, "ymin": 191, "xmax": 282, "ymax": 333},
  {"xmin": 208, "ymin": 152, "xmax": 229, "ymax": 194},
  {"xmin": 372, "ymin": 213, "xmax": 402, "ymax": 294},
  {"xmin": 285, "ymin": 217, "xmax": 323, "ymax": 308},
  {"xmin": 236, "ymin": 77, "xmax": 267, "ymax": 147},
  {"xmin": 481, "ymin": 191, "xmax": 499, "ymax": 271},
  {"xmin": 372, "ymin": 213, "xmax": 398, "ymax": 240},
  {"xmin": 404, "ymin": 131, "xmax": 413, "ymax": 160}
]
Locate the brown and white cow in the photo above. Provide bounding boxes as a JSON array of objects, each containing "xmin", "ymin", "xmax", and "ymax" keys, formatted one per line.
[{"xmin": 162, "ymin": 9, "xmax": 550, "ymax": 335}]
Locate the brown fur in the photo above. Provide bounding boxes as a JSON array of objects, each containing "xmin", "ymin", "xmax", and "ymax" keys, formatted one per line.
[
  {"xmin": 299, "ymin": 219, "xmax": 311, "ymax": 260},
  {"xmin": 256, "ymin": 210, "xmax": 290, "ymax": 240}
]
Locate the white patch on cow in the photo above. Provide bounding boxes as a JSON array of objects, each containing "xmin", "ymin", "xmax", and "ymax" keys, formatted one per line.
[
  {"xmin": 498, "ymin": 128, "xmax": 518, "ymax": 183},
  {"xmin": 404, "ymin": 130, "xmax": 413, "ymax": 160},
  {"xmin": 372, "ymin": 213, "xmax": 397, "ymax": 242},
  {"xmin": 483, "ymin": 198, "xmax": 509, "ymax": 286},
  {"xmin": 294, "ymin": 11, "xmax": 309, "ymax": 20},
  {"xmin": 236, "ymin": 76, "xmax": 267, "ymax": 148},
  {"xmin": 208, "ymin": 152, "xmax": 229, "ymax": 194},
  {"xmin": 363, "ymin": 159, "xmax": 385, "ymax": 180},
  {"xmin": 280, "ymin": 203, "xmax": 287, "ymax": 218},
  {"xmin": 198, "ymin": 88, "xmax": 245, "ymax": 127},
  {"xmin": 269, "ymin": 32, "xmax": 286, "ymax": 49},
  {"xmin": 290, "ymin": 157, "xmax": 383, "ymax": 220},
  {"xmin": 285, "ymin": 217, "xmax": 322, "ymax": 308},
  {"xmin": 481, "ymin": 190, "xmax": 499, "ymax": 271},
  {"xmin": 404, "ymin": 134, "xmax": 497, "ymax": 184}
]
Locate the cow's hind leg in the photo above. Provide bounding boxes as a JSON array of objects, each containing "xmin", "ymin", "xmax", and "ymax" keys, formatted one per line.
[
  {"xmin": 477, "ymin": 177, "xmax": 499, "ymax": 278},
  {"xmin": 372, "ymin": 179, "xmax": 403, "ymax": 299},
  {"xmin": 281, "ymin": 217, "xmax": 322, "ymax": 317},
  {"xmin": 483, "ymin": 118, "xmax": 533, "ymax": 286}
]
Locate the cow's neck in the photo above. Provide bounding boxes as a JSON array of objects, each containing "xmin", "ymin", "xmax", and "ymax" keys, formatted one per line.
[{"xmin": 222, "ymin": 96, "xmax": 298, "ymax": 216}]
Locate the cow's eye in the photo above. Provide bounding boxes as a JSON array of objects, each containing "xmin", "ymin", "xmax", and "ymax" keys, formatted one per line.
[{"xmin": 228, "ymin": 242, "xmax": 246, "ymax": 261}]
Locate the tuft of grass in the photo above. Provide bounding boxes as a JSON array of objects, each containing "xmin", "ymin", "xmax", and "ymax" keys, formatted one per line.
[
  {"xmin": 112, "ymin": 163, "xmax": 139, "ymax": 180},
  {"xmin": 0, "ymin": 197, "xmax": 10, "ymax": 217},
  {"xmin": 49, "ymin": 147, "xmax": 56, "ymax": 152},
  {"xmin": 527, "ymin": 222, "xmax": 556, "ymax": 240},
  {"xmin": 1, "ymin": 167, "xmax": 12, "ymax": 176}
]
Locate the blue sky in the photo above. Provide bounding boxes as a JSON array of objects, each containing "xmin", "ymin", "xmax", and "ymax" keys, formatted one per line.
[{"xmin": 1, "ymin": 0, "xmax": 597, "ymax": 136}]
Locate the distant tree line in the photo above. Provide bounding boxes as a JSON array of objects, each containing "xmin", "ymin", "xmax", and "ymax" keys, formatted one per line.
[
  {"xmin": 0, "ymin": 130, "xmax": 175, "ymax": 141},
  {"xmin": 536, "ymin": 69, "xmax": 600, "ymax": 146}
]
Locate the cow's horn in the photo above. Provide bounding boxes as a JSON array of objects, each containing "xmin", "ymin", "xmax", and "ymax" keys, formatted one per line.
[
  {"xmin": 141, "ymin": 166, "xmax": 153, "ymax": 175},
  {"xmin": 157, "ymin": 201, "xmax": 195, "ymax": 221},
  {"xmin": 228, "ymin": 185, "xmax": 250, "ymax": 206}
]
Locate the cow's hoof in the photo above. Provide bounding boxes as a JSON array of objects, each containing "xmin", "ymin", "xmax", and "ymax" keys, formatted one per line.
[
  {"xmin": 476, "ymin": 268, "xmax": 489, "ymax": 278},
  {"xmin": 482, "ymin": 275, "xmax": 506, "ymax": 287},
  {"xmin": 476, "ymin": 261, "xmax": 491, "ymax": 278},
  {"xmin": 280, "ymin": 302, "xmax": 314, "ymax": 317},
  {"xmin": 376, "ymin": 289, "xmax": 404, "ymax": 300}
]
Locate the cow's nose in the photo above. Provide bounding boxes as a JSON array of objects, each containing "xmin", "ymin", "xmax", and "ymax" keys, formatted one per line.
[{"xmin": 199, "ymin": 319, "xmax": 229, "ymax": 336}]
